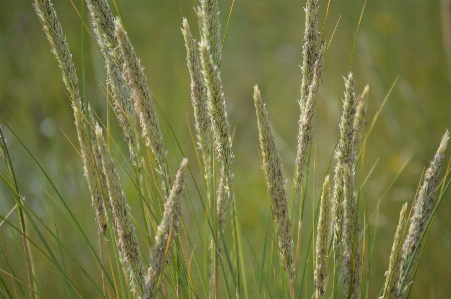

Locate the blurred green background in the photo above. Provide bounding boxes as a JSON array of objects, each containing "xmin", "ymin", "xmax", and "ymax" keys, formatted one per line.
[{"xmin": 0, "ymin": 0, "xmax": 450, "ymax": 298}]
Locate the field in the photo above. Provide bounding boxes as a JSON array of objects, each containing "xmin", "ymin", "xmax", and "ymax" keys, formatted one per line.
[{"xmin": 0, "ymin": 0, "xmax": 450, "ymax": 298}]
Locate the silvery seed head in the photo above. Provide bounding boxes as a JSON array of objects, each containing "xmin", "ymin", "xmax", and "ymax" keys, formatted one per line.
[
  {"xmin": 313, "ymin": 175, "xmax": 331, "ymax": 299},
  {"xmin": 33, "ymin": 0, "xmax": 113, "ymax": 235},
  {"xmin": 199, "ymin": 41, "xmax": 234, "ymax": 228},
  {"xmin": 85, "ymin": 0, "xmax": 141, "ymax": 171},
  {"xmin": 353, "ymin": 85, "xmax": 369, "ymax": 151},
  {"xmin": 380, "ymin": 203, "xmax": 408, "ymax": 299},
  {"xmin": 115, "ymin": 19, "xmax": 171, "ymax": 196},
  {"xmin": 33, "ymin": 0, "xmax": 81, "ymax": 107},
  {"xmin": 294, "ymin": 42, "xmax": 325, "ymax": 193},
  {"xmin": 73, "ymin": 106, "xmax": 108, "ymax": 235},
  {"xmin": 182, "ymin": 18, "xmax": 212, "ymax": 176},
  {"xmin": 397, "ymin": 131, "xmax": 449, "ymax": 298},
  {"xmin": 300, "ymin": 0, "xmax": 321, "ymax": 113},
  {"xmin": 144, "ymin": 158, "xmax": 188, "ymax": 299},
  {"xmin": 198, "ymin": 0, "xmax": 222, "ymax": 65},
  {"xmin": 342, "ymin": 164, "xmax": 361, "ymax": 299},
  {"xmin": 333, "ymin": 73, "xmax": 357, "ymax": 267},
  {"xmin": 95, "ymin": 125, "xmax": 147, "ymax": 298},
  {"xmin": 254, "ymin": 85, "xmax": 294, "ymax": 282}
]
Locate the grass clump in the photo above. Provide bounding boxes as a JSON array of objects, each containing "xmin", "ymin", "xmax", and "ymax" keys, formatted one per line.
[{"xmin": 0, "ymin": 0, "xmax": 449, "ymax": 298}]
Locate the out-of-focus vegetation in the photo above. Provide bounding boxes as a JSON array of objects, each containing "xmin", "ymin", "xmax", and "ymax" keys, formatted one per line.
[{"xmin": 0, "ymin": 0, "xmax": 450, "ymax": 298}]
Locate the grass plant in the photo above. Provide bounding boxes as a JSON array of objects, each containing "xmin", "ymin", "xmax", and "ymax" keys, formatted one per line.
[{"xmin": 0, "ymin": 0, "xmax": 450, "ymax": 298}]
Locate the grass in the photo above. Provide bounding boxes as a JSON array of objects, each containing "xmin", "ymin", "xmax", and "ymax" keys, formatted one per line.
[{"xmin": 0, "ymin": 0, "xmax": 450, "ymax": 298}]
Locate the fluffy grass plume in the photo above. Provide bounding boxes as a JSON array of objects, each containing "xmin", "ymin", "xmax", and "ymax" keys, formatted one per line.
[
  {"xmin": 115, "ymin": 19, "xmax": 171, "ymax": 196},
  {"xmin": 199, "ymin": 41, "xmax": 234, "ymax": 228},
  {"xmin": 182, "ymin": 18, "xmax": 212, "ymax": 177},
  {"xmin": 74, "ymin": 107, "xmax": 109, "ymax": 235},
  {"xmin": 333, "ymin": 73, "xmax": 357, "ymax": 271},
  {"xmin": 396, "ymin": 131, "xmax": 449, "ymax": 298},
  {"xmin": 95, "ymin": 125, "xmax": 147, "ymax": 298},
  {"xmin": 33, "ymin": 0, "xmax": 109, "ymax": 234},
  {"xmin": 380, "ymin": 202, "xmax": 408, "ymax": 299},
  {"xmin": 198, "ymin": 0, "xmax": 222, "ymax": 65},
  {"xmin": 342, "ymin": 164, "xmax": 361, "ymax": 299},
  {"xmin": 145, "ymin": 158, "xmax": 188, "ymax": 299},
  {"xmin": 85, "ymin": 0, "xmax": 141, "ymax": 171},
  {"xmin": 33, "ymin": 0, "xmax": 81, "ymax": 106},
  {"xmin": 353, "ymin": 85, "xmax": 369, "ymax": 151},
  {"xmin": 313, "ymin": 175, "xmax": 331, "ymax": 299},
  {"xmin": 253, "ymin": 85, "xmax": 294, "ymax": 283},
  {"xmin": 299, "ymin": 0, "xmax": 321, "ymax": 112},
  {"xmin": 295, "ymin": 43, "xmax": 325, "ymax": 194},
  {"xmin": 294, "ymin": 0, "xmax": 323, "ymax": 193}
]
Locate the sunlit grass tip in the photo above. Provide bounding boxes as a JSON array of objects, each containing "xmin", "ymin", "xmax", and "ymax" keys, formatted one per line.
[
  {"xmin": 300, "ymin": 0, "xmax": 321, "ymax": 112},
  {"xmin": 294, "ymin": 0, "xmax": 323, "ymax": 194},
  {"xmin": 85, "ymin": 0, "xmax": 116, "ymax": 50},
  {"xmin": 198, "ymin": 0, "xmax": 222, "ymax": 66}
]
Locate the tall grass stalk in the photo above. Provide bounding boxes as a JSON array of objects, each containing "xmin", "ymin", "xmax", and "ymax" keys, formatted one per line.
[
  {"xmin": 74, "ymin": 106, "xmax": 109, "ymax": 235},
  {"xmin": 312, "ymin": 175, "xmax": 331, "ymax": 299},
  {"xmin": 380, "ymin": 202, "xmax": 408, "ymax": 299},
  {"xmin": 332, "ymin": 73, "xmax": 358, "ymax": 298},
  {"xmin": 254, "ymin": 85, "xmax": 295, "ymax": 286},
  {"xmin": 85, "ymin": 0, "xmax": 141, "ymax": 172},
  {"xmin": 0, "ymin": 126, "xmax": 35, "ymax": 299},
  {"xmin": 193, "ymin": 2, "xmax": 235, "ymax": 296},
  {"xmin": 342, "ymin": 164, "xmax": 361, "ymax": 299},
  {"xmin": 396, "ymin": 131, "xmax": 449, "ymax": 298},
  {"xmin": 199, "ymin": 0, "xmax": 222, "ymax": 66},
  {"xmin": 145, "ymin": 158, "xmax": 188, "ymax": 299},
  {"xmin": 199, "ymin": 41, "xmax": 234, "ymax": 229},
  {"xmin": 115, "ymin": 19, "xmax": 171, "ymax": 197},
  {"xmin": 181, "ymin": 18, "xmax": 212, "ymax": 197},
  {"xmin": 353, "ymin": 85, "xmax": 369, "ymax": 152},
  {"xmin": 95, "ymin": 124, "xmax": 147, "ymax": 297},
  {"xmin": 294, "ymin": 0, "xmax": 324, "ymax": 194},
  {"xmin": 33, "ymin": 0, "xmax": 109, "ymax": 236}
]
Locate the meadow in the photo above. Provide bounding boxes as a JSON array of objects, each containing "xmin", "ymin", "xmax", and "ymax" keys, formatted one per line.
[{"xmin": 0, "ymin": 0, "xmax": 450, "ymax": 298}]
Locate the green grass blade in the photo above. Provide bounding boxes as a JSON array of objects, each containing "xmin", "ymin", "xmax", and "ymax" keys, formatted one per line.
[
  {"xmin": 51, "ymin": 208, "xmax": 75, "ymax": 298},
  {"xmin": 0, "ymin": 210, "xmax": 87, "ymax": 298},
  {"xmin": 0, "ymin": 245, "xmax": 27, "ymax": 298},
  {"xmin": 0, "ymin": 118, "xmax": 115, "ymax": 292},
  {"xmin": 348, "ymin": 0, "xmax": 367, "ymax": 73},
  {"xmin": 0, "ymin": 267, "xmax": 16, "ymax": 299},
  {"xmin": 0, "ymin": 124, "xmax": 35, "ymax": 298},
  {"xmin": 297, "ymin": 188, "xmax": 321, "ymax": 299}
]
